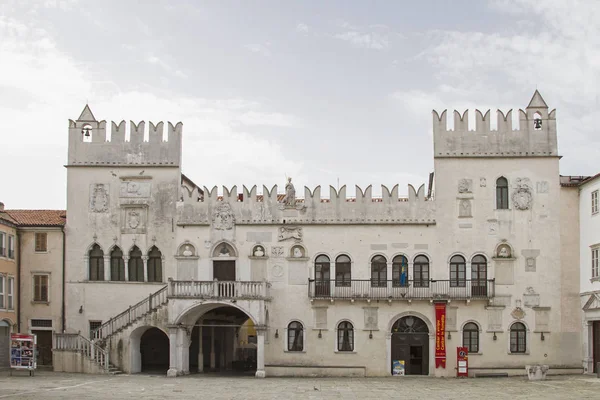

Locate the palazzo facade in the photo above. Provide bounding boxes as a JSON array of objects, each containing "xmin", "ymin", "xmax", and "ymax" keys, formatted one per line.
[{"xmin": 54, "ymin": 91, "xmax": 583, "ymax": 377}]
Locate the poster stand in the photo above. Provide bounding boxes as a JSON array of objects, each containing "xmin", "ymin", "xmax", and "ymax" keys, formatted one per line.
[{"xmin": 9, "ymin": 333, "xmax": 37, "ymax": 377}]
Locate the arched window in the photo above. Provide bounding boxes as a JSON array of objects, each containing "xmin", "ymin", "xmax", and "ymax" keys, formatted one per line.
[
  {"xmin": 147, "ymin": 246, "xmax": 163, "ymax": 283},
  {"xmin": 89, "ymin": 244, "xmax": 104, "ymax": 281},
  {"xmin": 287, "ymin": 321, "xmax": 304, "ymax": 352},
  {"xmin": 110, "ymin": 247, "xmax": 125, "ymax": 281},
  {"xmin": 533, "ymin": 112, "xmax": 542, "ymax": 130},
  {"xmin": 510, "ymin": 322, "xmax": 527, "ymax": 353},
  {"xmin": 335, "ymin": 255, "xmax": 351, "ymax": 287},
  {"xmin": 496, "ymin": 177, "xmax": 509, "ymax": 209},
  {"xmin": 471, "ymin": 255, "xmax": 488, "ymax": 296},
  {"xmin": 463, "ymin": 322, "xmax": 479, "ymax": 353},
  {"xmin": 449, "ymin": 255, "xmax": 466, "ymax": 287},
  {"xmin": 392, "ymin": 255, "xmax": 408, "ymax": 287},
  {"xmin": 413, "ymin": 255, "xmax": 430, "ymax": 287},
  {"xmin": 337, "ymin": 321, "xmax": 354, "ymax": 352},
  {"xmin": 129, "ymin": 246, "xmax": 144, "ymax": 282},
  {"xmin": 371, "ymin": 255, "xmax": 387, "ymax": 287},
  {"xmin": 315, "ymin": 255, "xmax": 330, "ymax": 296}
]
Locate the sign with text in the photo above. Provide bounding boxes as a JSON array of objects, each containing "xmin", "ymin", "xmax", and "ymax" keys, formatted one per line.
[
  {"xmin": 435, "ymin": 303, "xmax": 446, "ymax": 368},
  {"xmin": 10, "ymin": 333, "xmax": 37, "ymax": 371},
  {"xmin": 456, "ymin": 346, "xmax": 469, "ymax": 377},
  {"xmin": 392, "ymin": 360, "xmax": 405, "ymax": 376}
]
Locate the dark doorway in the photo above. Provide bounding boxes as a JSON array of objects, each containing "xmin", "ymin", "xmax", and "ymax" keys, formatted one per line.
[
  {"xmin": 140, "ymin": 328, "xmax": 169, "ymax": 373},
  {"xmin": 391, "ymin": 316, "xmax": 429, "ymax": 375},
  {"xmin": 594, "ymin": 321, "xmax": 600, "ymax": 373},
  {"xmin": 214, "ymin": 261, "xmax": 236, "ymax": 281},
  {"xmin": 32, "ymin": 330, "xmax": 53, "ymax": 366}
]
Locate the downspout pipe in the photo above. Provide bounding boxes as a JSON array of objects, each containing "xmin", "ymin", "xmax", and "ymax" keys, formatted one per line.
[
  {"xmin": 16, "ymin": 230, "xmax": 21, "ymax": 333},
  {"xmin": 61, "ymin": 226, "xmax": 66, "ymax": 333}
]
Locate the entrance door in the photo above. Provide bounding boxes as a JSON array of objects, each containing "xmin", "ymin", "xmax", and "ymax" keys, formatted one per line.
[
  {"xmin": 594, "ymin": 321, "xmax": 600, "ymax": 373},
  {"xmin": 390, "ymin": 316, "xmax": 429, "ymax": 375},
  {"xmin": 471, "ymin": 255, "xmax": 487, "ymax": 297},
  {"xmin": 213, "ymin": 261, "xmax": 235, "ymax": 281},
  {"xmin": 315, "ymin": 255, "xmax": 330, "ymax": 297},
  {"xmin": 32, "ymin": 330, "xmax": 53, "ymax": 366}
]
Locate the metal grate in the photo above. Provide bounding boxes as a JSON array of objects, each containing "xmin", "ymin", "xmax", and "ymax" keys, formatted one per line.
[
  {"xmin": 89, "ymin": 321, "xmax": 102, "ymax": 339},
  {"xmin": 31, "ymin": 319, "xmax": 53, "ymax": 328}
]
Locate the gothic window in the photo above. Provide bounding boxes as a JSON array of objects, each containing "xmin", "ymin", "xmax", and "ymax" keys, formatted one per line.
[
  {"xmin": 314, "ymin": 255, "xmax": 330, "ymax": 296},
  {"xmin": 449, "ymin": 255, "xmax": 466, "ymax": 287},
  {"xmin": 128, "ymin": 246, "xmax": 144, "ymax": 282},
  {"xmin": 413, "ymin": 255, "xmax": 430, "ymax": 287},
  {"xmin": 110, "ymin": 247, "xmax": 125, "ymax": 281},
  {"xmin": 88, "ymin": 244, "xmax": 104, "ymax": 281},
  {"xmin": 337, "ymin": 321, "xmax": 354, "ymax": 352},
  {"xmin": 335, "ymin": 255, "xmax": 351, "ymax": 287},
  {"xmin": 147, "ymin": 246, "xmax": 163, "ymax": 283},
  {"xmin": 370, "ymin": 255, "xmax": 387, "ymax": 287},
  {"xmin": 471, "ymin": 255, "xmax": 488, "ymax": 296},
  {"xmin": 496, "ymin": 177, "xmax": 509, "ymax": 209},
  {"xmin": 462, "ymin": 322, "xmax": 479, "ymax": 353},
  {"xmin": 392, "ymin": 255, "xmax": 408, "ymax": 287},
  {"xmin": 510, "ymin": 322, "xmax": 527, "ymax": 353},
  {"xmin": 287, "ymin": 321, "xmax": 304, "ymax": 352}
]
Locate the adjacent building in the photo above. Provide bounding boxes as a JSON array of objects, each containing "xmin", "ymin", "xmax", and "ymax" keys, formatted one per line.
[
  {"xmin": 53, "ymin": 91, "xmax": 586, "ymax": 377},
  {"xmin": 0, "ymin": 203, "xmax": 17, "ymax": 368}
]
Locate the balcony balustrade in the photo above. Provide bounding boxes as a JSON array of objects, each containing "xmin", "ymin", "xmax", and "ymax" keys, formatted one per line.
[
  {"xmin": 308, "ymin": 279, "xmax": 495, "ymax": 300},
  {"xmin": 168, "ymin": 279, "xmax": 271, "ymax": 300}
]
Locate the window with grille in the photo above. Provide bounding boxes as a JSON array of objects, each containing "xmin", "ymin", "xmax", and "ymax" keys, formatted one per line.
[
  {"xmin": 7, "ymin": 276, "xmax": 14, "ymax": 309},
  {"xmin": 89, "ymin": 320, "xmax": 102, "ymax": 339},
  {"xmin": 33, "ymin": 274, "xmax": 49, "ymax": 302},
  {"xmin": 593, "ymin": 190, "xmax": 599, "ymax": 215},
  {"xmin": 0, "ymin": 232, "xmax": 5, "ymax": 257},
  {"xmin": 462, "ymin": 322, "xmax": 479, "ymax": 353},
  {"xmin": 8, "ymin": 235, "xmax": 14, "ymax": 259},
  {"xmin": 510, "ymin": 322, "xmax": 526, "ymax": 353},
  {"xmin": 593, "ymin": 248, "xmax": 599, "ymax": 278},
  {"xmin": 31, "ymin": 319, "xmax": 53, "ymax": 328},
  {"xmin": 35, "ymin": 232, "xmax": 48, "ymax": 252}
]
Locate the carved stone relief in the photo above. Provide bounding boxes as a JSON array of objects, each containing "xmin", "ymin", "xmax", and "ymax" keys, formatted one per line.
[
  {"xmin": 511, "ymin": 300, "xmax": 526, "ymax": 320},
  {"xmin": 522, "ymin": 249, "xmax": 540, "ymax": 272},
  {"xmin": 120, "ymin": 181, "xmax": 151, "ymax": 198},
  {"xmin": 458, "ymin": 178, "xmax": 473, "ymax": 193},
  {"xmin": 536, "ymin": 181, "xmax": 549, "ymax": 194},
  {"xmin": 213, "ymin": 243, "xmax": 235, "ymax": 258},
  {"xmin": 364, "ymin": 307, "xmax": 378, "ymax": 330},
  {"xmin": 496, "ymin": 243, "xmax": 512, "ymax": 258},
  {"xmin": 523, "ymin": 287, "xmax": 540, "ymax": 308},
  {"xmin": 271, "ymin": 246, "xmax": 284, "ymax": 258},
  {"xmin": 512, "ymin": 178, "xmax": 533, "ymax": 210},
  {"xmin": 278, "ymin": 226, "xmax": 303, "ymax": 242},
  {"xmin": 120, "ymin": 206, "xmax": 147, "ymax": 234},
  {"xmin": 290, "ymin": 245, "xmax": 305, "ymax": 258},
  {"xmin": 459, "ymin": 199, "xmax": 472, "ymax": 217},
  {"xmin": 488, "ymin": 220, "xmax": 498, "ymax": 235},
  {"xmin": 212, "ymin": 202, "xmax": 235, "ymax": 230},
  {"xmin": 480, "ymin": 177, "xmax": 487, "ymax": 187},
  {"xmin": 271, "ymin": 265, "xmax": 284, "ymax": 278},
  {"xmin": 90, "ymin": 184, "xmax": 109, "ymax": 213},
  {"xmin": 252, "ymin": 245, "xmax": 266, "ymax": 257}
]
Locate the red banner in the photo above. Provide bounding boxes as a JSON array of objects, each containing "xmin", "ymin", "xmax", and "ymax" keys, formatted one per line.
[{"xmin": 435, "ymin": 303, "xmax": 446, "ymax": 368}]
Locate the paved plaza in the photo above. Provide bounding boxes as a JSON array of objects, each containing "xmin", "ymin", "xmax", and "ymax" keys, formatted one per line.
[{"xmin": 0, "ymin": 372, "xmax": 599, "ymax": 400}]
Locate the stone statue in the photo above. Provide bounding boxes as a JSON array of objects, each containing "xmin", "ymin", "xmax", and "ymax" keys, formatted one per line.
[
  {"xmin": 281, "ymin": 177, "xmax": 296, "ymax": 206},
  {"xmin": 182, "ymin": 245, "xmax": 193, "ymax": 257},
  {"xmin": 219, "ymin": 244, "xmax": 230, "ymax": 257},
  {"xmin": 253, "ymin": 246, "xmax": 264, "ymax": 257},
  {"xmin": 498, "ymin": 245, "xmax": 511, "ymax": 258},
  {"xmin": 293, "ymin": 247, "xmax": 303, "ymax": 258}
]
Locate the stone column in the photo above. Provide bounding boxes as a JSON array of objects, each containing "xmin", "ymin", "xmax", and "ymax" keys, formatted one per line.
[
  {"xmin": 123, "ymin": 256, "xmax": 130, "ymax": 281},
  {"xmin": 210, "ymin": 327, "xmax": 216, "ymax": 370},
  {"xmin": 167, "ymin": 327, "xmax": 179, "ymax": 377},
  {"xmin": 83, "ymin": 256, "xmax": 89, "ymax": 280},
  {"xmin": 219, "ymin": 328, "xmax": 226, "ymax": 369},
  {"xmin": 142, "ymin": 255, "xmax": 149, "ymax": 282},
  {"xmin": 466, "ymin": 261, "xmax": 472, "ymax": 297},
  {"xmin": 232, "ymin": 328, "xmax": 238, "ymax": 362},
  {"xmin": 178, "ymin": 327, "xmax": 191, "ymax": 375},
  {"xmin": 330, "ymin": 261, "xmax": 336, "ymax": 297},
  {"xmin": 103, "ymin": 255, "xmax": 110, "ymax": 281},
  {"xmin": 197, "ymin": 325, "xmax": 204, "ymax": 373},
  {"xmin": 255, "ymin": 328, "xmax": 266, "ymax": 378}
]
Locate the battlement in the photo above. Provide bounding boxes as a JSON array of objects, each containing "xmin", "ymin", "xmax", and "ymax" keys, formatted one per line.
[
  {"xmin": 67, "ymin": 105, "xmax": 182, "ymax": 166},
  {"xmin": 433, "ymin": 91, "xmax": 558, "ymax": 158},
  {"xmin": 177, "ymin": 183, "xmax": 435, "ymax": 226}
]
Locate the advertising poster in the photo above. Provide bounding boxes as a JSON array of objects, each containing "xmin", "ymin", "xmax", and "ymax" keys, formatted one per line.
[
  {"xmin": 392, "ymin": 360, "xmax": 405, "ymax": 376},
  {"xmin": 435, "ymin": 303, "xmax": 446, "ymax": 368},
  {"xmin": 10, "ymin": 333, "xmax": 37, "ymax": 371}
]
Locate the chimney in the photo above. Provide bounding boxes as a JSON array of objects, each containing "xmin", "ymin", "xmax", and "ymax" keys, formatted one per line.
[{"xmin": 0, "ymin": 202, "xmax": 4, "ymax": 211}]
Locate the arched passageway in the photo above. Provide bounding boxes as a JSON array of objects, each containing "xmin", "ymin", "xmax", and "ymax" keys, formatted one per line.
[
  {"xmin": 391, "ymin": 315, "xmax": 430, "ymax": 375},
  {"xmin": 189, "ymin": 306, "xmax": 256, "ymax": 375},
  {"xmin": 140, "ymin": 327, "xmax": 169, "ymax": 373}
]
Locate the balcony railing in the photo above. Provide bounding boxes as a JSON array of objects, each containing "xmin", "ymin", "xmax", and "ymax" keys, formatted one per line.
[
  {"xmin": 168, "ymin": 280, "xmax": 271, "ymax": 300},
  {"xmin": 308, "ymin": 279, "xmax": 495, "ymax": 300}
]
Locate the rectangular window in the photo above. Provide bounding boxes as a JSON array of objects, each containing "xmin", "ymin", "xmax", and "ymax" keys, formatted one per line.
[
  {"xmin": 33, "ymin": 274, "xmax": 49, "ymax": 302},
  {"xmin": 0, "ymin": 232, "xmax": 5, "ymax": 257},
  {"xmin": 89, "ymin": 320, "xmax": 102, "ymax": 339},
  {"xmin": 0, "ymin": 275, "xmax": 5, "ymax": 309},
  {"xmin": 7, "ymin": 276, "xmax": 14, "ymax": 309},
  {"xmin": 8, "ymin": 235, "xmax": 14, "ymax": 259},
  {"xmin": 31, "ymin": 319, "xmax": 53, "ymax": 328},
  {"xmin": 593, "ymin": 248, "xmax": 599, "ymax": 278},
  {"xmin": 35, "ymin": 232, "xmax": 48, "ymax": 252},
  {"xmin": 593, "ymin": 190, "xmax": 599, "ymax": 215}
]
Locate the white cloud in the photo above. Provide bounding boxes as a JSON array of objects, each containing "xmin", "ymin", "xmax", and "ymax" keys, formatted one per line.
[
  {"xmin": 243, "ymin": 43, "xmax": 271, "ymax": 56},
  {"xmin": 236, "ymin": 111, "xmax": 298, "ymax": 128},
  {"xmin": 296, "ymin": 23, "xmax": 309, "ymax": 34},
  {"xmin": 147, "ymin": 54, "xmax": 188, "ymax": 79},
  {"xmin": 334, "ymin": 30, "xmax": 389, "ymax": 50}
]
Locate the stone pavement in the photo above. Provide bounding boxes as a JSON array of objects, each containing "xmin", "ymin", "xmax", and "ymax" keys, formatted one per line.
[{"xmin": 0, "ymin": 371, "xmax": 599, "ymax": 400}]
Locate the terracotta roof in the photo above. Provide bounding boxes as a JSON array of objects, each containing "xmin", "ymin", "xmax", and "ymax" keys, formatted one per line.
[
  {"xmin": 560, "ymin": 175, "xmax": 593, "ymax": 187},
  {"xmin": 0, "ymin": 211, "xmax": 18, "ymax": 227},
  {"xmin": 5, "ymin": 210, "xmax": 66, "ymax": 227}
]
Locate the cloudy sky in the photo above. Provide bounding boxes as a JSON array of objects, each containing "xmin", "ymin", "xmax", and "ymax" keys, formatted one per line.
[{"xmin": 1, "ymin": 0, "xmax": 599, "ymax": 209}]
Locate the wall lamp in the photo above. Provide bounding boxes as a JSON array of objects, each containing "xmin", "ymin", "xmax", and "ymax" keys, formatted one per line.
[
  {"xmin": 318, "ymin": 329, "xmax": 322, "ymax": 339},
  {"xmin": 493, "ymin": 332, "xmax": 497, "ymax": 341},
  {"xmin": 274, "ymin": 329, "xmax": 279, "ymax": 339},
  {"xmin": 540, "ymin": 332, "xmax": 545, "ymax": 341},
  {"xmin": 369, "ymin": 330, "xmax": 373, "ymax": 339},
  {"xmin": 79, "ymin": 305, "xmax": 83, "ymax": 314},
  {"xmin": 447, "ymin": 331, "xmax": 452, "ymax": 340}
]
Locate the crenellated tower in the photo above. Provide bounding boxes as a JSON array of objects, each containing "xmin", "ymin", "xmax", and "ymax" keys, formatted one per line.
[{"xmin": 432, "ymin": 90, "xmax": 557, "ymax": 158}]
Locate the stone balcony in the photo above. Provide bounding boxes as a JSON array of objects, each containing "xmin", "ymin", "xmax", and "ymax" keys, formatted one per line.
[
  {"xmin": 167, "ymin": 279, "xmax": 271, "ymax": 300},
  {"xmin": 308, "ymin": 279, "xmax": 495, "ymax": 301}
]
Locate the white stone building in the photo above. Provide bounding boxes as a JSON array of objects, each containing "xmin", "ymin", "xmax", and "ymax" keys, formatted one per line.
[{"xmin": 54, "ymin": 92, "xmax": 584, "ymax": 377}]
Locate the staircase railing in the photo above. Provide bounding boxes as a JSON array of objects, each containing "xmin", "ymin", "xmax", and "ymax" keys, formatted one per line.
[
  {"xmin": 54, "ymin": 333, "xmax": 109, "ymax": 371},
  {"xmin": 91, "ymin": 285, "xmax": 168, "ymax": 342}
]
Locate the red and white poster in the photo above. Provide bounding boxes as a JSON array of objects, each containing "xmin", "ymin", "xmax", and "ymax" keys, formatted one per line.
[
  {"xmin": 10, "ymin": 333, "xmax": 37, "ymax": 371},
  {"xmin": 435, "ymin": 303, "xmax": 446, "ymax": 368}
]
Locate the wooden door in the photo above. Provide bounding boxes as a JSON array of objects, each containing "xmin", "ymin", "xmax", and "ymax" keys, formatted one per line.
[
  {"xmin": 32, "ymin": 330, "xmax": 53, "ymax": 366},
  {"xmin": 214, "ymin": 261, "xmax": 236, "ymax": 281},
  {"xmin": 315, "ymin": 263, "xmax": 330, "ymax": 296},
  {"xmin": 594, "ymin": 321, "xmax": 600, "ymax": 373}
]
